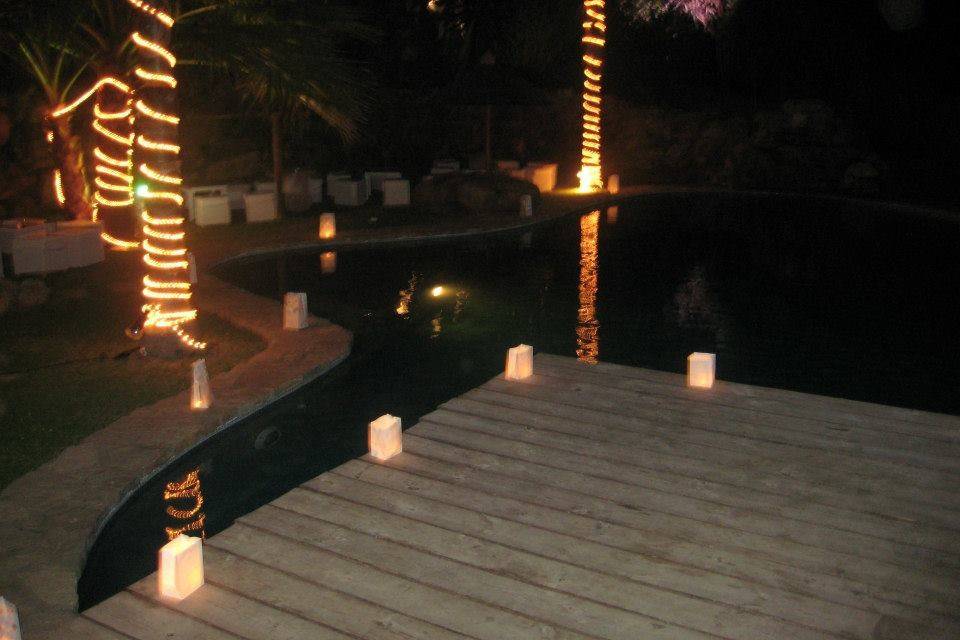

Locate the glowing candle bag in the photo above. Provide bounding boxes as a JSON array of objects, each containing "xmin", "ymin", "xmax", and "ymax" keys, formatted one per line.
[
  {"xmin": 283, "ymin": 292, "xmax": 309, "ymax": 330},
  {"xmin": 318, "ymin": 213, "xmax": 336, "ymax": 239},
  {"xmin": 0, "ymin": 597, "xmax": 21, "ymax": 640},
  {"xmin": 687, "ymin": 352, "xmax": 716, "ymax": 389},
  {"xmin": 505, "ymin": 344, "xmax": 534, "ymax": 380},
  {"xmin": 607, "ymin": 174, "xmax": 620, "ymax": 195},
  {"xmin": 158, "ymin": 534, "xmax": 204, "ymax": 601},
  {"xmin": 369, "ymin": 414, "xmax": 402, "ymax": 461},
  {"xmin": 190, "ymin": 359, "xmax": 212, "ymax": 410}
]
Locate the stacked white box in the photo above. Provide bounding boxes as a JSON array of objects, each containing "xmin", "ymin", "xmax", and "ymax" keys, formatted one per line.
[
  {"xmin": 194, "ymin": 195, "xmax": 231, "ymax": 226},
  {"xmin": 365, "ymin": 171, "xmax": 403, "ymax": 194},
  {"xmin": 243, "ymin": 192, "xmax": 278, "ymax": 222},
  {"xmin": 382, "ymin": 179, "xmax": 411, "ymax": 207},
  {"xmin": 183, "ymin": 185, "xmax": 228, "ymax": 221},
  {"xmin": 328, "ymin": 179, "xmax": 365, "ymax": 207},
  {"xmin": 9, "ymin": 233, "xmax": 47, "ymax": 274}
]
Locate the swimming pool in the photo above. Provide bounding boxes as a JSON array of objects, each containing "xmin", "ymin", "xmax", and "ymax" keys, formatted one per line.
[{"xmin": 78, "ymin": 192, "xmax": 960, "ymax": 608}]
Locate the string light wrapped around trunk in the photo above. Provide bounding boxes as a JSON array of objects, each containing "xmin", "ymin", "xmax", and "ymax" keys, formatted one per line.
[
  {"xmin": 129, "ymin": 0, "xmax": 205, "ymax": 354},
  {"xmin": 577, "ymin": 0, "xmax": 606, "ymax": 192}
]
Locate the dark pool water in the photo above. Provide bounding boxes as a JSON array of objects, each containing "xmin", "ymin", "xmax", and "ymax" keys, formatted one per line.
[{"xmin": 79, "ymin": 192, "xmax": 960, "ymax": 608}]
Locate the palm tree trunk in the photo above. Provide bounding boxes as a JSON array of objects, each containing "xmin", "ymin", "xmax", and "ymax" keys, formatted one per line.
[
  {"xmin": 51, "ymin": 118, "xmax": 93, "ymax": 220},
  {"xmin": 271, "ymin": 112, "xmax": 285, "ymax": 218}
]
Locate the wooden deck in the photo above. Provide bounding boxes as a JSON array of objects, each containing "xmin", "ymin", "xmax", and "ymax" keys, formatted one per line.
[{"xmin": 71, "ymin": 354, "xmax": 960, "ymax": 640}]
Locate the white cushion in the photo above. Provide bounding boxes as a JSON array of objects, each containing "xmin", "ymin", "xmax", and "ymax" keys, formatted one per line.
[
  {"xmin": 382, "ymin": 179, "xmax": 411, "ymax": 207},
  {"xmin": 243, "ymin": 192, "xmax": 278, "ymax": 222},
  {"xmin": 195, "ymin": 195, "xmax": 231, "ymax": 226}
]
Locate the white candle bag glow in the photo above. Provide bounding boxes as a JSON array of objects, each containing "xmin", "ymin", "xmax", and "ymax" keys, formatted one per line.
[
  {"xmin": 318, "ymin": 212, "xmax": 336, "ymax": 239},
  {"xmin": 190, "ymin": 359, "xmax": 212, "ymax": 410},
  {"xmin": 369, "ymin": 414, "xmax": 402, "ymax": 461},
  {"xmin": 0, "ymin": 597, "xmax": 21, "ymax": 640},
  {"xmin": 505, "ymin": 344, "xmax": 534, "ymax": 380},
  {"xmin": 607, "ymin": 174, "xmax": 620, "ymax": 195},
  {"xmin": 158, "ymin": 534, "xmax": 204, "ymax": 601},
  {"xmin": 283, "ymin": 292, "xmax": 309, "ymax": 330},
  {"xmin": 687, "ymin": 352, "xmax": 716, "ymax": 389}
]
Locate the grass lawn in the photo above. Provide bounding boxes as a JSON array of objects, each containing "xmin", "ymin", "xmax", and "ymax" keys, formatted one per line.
[{"xmin": 0, "ymin": 250, "xmax": 265, "ymax": 490}]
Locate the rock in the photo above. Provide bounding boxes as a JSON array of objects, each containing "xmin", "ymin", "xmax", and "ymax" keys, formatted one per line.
[
  {"xmin": 413, "ymin": 173, "xmax": 540, "ymax": 217},
  {"xmin": 18, "ymin": 278, "xmax": 49, "ymax": 308}
]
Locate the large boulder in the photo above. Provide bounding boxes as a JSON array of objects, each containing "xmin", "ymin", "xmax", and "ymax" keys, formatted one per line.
[{"xmin": 413, "ymin": 172, "xmax": 540, "ymax": 217}]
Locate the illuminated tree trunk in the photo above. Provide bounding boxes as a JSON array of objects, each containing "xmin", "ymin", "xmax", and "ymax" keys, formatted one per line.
[
  {"xmin": 578, "ymin": 0, "xmax": 606, "ymax": 192},
  {"xmin": 49, "ymin": 119, "xmax": 94, "ymax": 220},
  {"xmin": 93, "ymin": 78, "xmax": 139, "ymax": 248},
  {"xmin": 130, "ymin": 0, "xmax": 205, "ymax": 357}
]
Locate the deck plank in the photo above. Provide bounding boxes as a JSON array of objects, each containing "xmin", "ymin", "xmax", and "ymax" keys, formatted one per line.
[
  {"xmin": 481, "ymin": 375, "xmax": 960, "ymax": 478},
  {"xmin": 304, "ymin": 469, "xmax": 882, "ymax": 639},
  {"xmin": 239, "ymin": 503, "xmax": 714, "ymax": 640},
  {"xmin": 273, "ymin": 485, "xmax": 841, "ymax": 640},
  {"xmin": 468, "ymin": 382, "xmax": 960, "ymax": 500},
  {"xmin": 84, "ymin": 591, "xmax": 242, "ymax": 640},
  {"xmin": 79, "ymin": 356, "xmax": 960, "ymax": 640},
  {"xmin": 531, "ymin": 360, "xmax": 960, "ymax": 457},
  {"xmin": 421, "ymin": 407, "xmax": 960, "ymax": 552},
  {"xmin": 127, "ymin": 573, "xmax": 355, "ymax": 640},
  {"xmin": 208, "ymin": 520, "xmax": 595, "ymax": 640},
  {"xmin": 438, "ymin": 395, "xmax": 960, "ymax": 530},
  {"xmin": 198, "ymin": 546, "xmax": 471, "ymax": 640},
  {"xmin": 333, "ymin": 458, "xmax": 960, "ymax": 628},
  {"xmin": 535, "ymin": 353, "xmax": 960, "ymax": 434}
]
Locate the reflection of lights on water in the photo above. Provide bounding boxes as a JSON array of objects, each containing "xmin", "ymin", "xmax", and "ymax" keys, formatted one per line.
[
  {"xmin": 396, "ymin": 273, "xmax": 419, "ymax": 316},
  {"xmin": 606, "ymin": 206, "xmax": 618, "ymax": 224},
  {"xmin": 431, "ymin": 285, "xmax": 445, "ymax": 297},
  {"xmin": 320, "ymin": 251, "xmax": 337, "ymax": 274},
  {"xmin": 453, "ymin": 290, "xmax": 469, "ymax": 321},
  {"xmin": 431, "ymin": 317, "xmax": 442, "ymax": 338},
  {"xmin": 577, "ymin": 210, "xmax": 600, "ymax": 364},
  {"xmin": 163, "ymin": 468, "xmax": 206, "ymax": 541}
]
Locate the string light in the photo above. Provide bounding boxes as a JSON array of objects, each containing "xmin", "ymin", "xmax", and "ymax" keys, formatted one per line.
[
  {"xmin": 53, "ymin": 170, "xmax": 66, "ymax": 206},
  {"xmin": 131, "ymin": 32, "xmax": 177, "ymax": 68},
  {"xmin": 577, "ymin": 0, "xmax": 606, "ymax": 192},
  {"xmin": 135, "ymin": 68, "xmax": 178, "ymax": 88},
  {"xmin": 131, "ymin": 0, "xmax": 204, "ymax": 353},
  {"xmin": 50, "ymin": 77, "xmax": 131, "ymax": 118},
  {"xmin": 127, "ymin": 0, "xmax": 175, "ymax": 28}
]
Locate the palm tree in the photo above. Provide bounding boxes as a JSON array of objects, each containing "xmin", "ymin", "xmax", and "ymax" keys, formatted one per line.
[
  {"xmin": 1, "ymin": 1, "xmax": 95, "ymax": 218},
  {"xmin": 2, "ymin": 0, "xmax": 374, "ymax": 220},
  {"xmin": 172, "ymin": 0, "xmax": 375, "ymax": 213}
]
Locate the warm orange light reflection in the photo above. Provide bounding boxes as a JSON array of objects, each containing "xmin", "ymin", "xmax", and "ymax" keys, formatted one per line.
[
  {"xmin": 577, "ymin": 210, "xmax": 600, "ymax": 363},
  {"xmin": 164, "ymin": 469, "xmax": 206, "ymax": 541}
]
